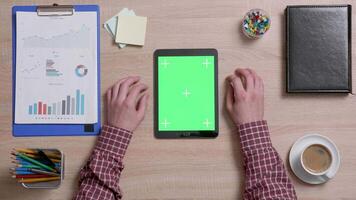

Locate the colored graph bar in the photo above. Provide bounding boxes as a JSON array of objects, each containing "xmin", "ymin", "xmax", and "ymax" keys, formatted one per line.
[
  {"xmin": 62, "ymin": 100, "xmax": 65, "ymax": 115},
  {"xmin": 43, "ymin": 104, "xmax": 47, "ymax": 115},
  {"xmin": 28, "ymin": 105, "xmax": 33, "ymax": 115},
  {"xmin": 71, "ymin": 98, "xmax": 75, "ymax": 115},
  {"xmin": 46, "ymin": 70, "xmax": 62, "ymax": 77},
  {"xmin": 76, "ymin": 89, "xmax": 80, "ymax": 115},
  {"xmin": 53, "ymin": 103, "xmax": 56, "ymax": 115},
  {"xmin": 38, "ymin": 102, "xmax": 42, "ymax": 115},
  {"xmin": 80, "ymin": 94, "xmax": 84, "ymax": 115},
  {"xmin": 57, "ymin": 102, "xmax": 61, "ymax": 115},
  {"xmin": 48, "ymin": 106, "xmax": 52, "ymax": 115},
  {"xmin": 34, "ymin": 103, "xmax": 37, "ymax": 115},
  {"xmin": 66, "ymin": 95, "xmax": 70, "ymax": 115}
]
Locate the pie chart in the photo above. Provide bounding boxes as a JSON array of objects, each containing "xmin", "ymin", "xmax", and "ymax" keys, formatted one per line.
[{"xmin": 75, "ymin": 64, "xmax": 88, "ymax": 77}]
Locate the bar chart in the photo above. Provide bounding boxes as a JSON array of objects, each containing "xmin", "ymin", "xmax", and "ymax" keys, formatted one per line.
[
  {"xmin": 28, "ymin": 89, "xmax": 85, "ymax": 116},
  {"xmin": 45, "ymin": 59, "xmax": 62, "ymax": 77}
]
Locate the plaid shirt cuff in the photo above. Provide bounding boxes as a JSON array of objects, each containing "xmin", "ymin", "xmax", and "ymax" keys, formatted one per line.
[
  {"xmin": 95, "ymin": 125, "xmax": 133, "ymax": 160},
  {"xmin": 237, "ymin": 120, "xmax": 272, "ymax": 155}
]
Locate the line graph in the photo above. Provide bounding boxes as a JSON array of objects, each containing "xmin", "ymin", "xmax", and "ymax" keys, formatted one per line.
[
  {"xmin": 23, "ymin": 25, "xmax": 91, "ymax": 49},
  {"xmin": 20, "ymin": 62, "xmax": 41, "ymax": 74}
]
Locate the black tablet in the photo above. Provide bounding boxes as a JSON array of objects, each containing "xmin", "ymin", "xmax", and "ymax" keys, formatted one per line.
[{"xmin": 154, "ymin": 49, "xmax": 218, "ymax": 138}]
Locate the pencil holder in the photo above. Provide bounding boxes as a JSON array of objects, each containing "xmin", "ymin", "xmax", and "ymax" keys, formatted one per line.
[{"xmin": 10, "ymin": 148, "xmax": 64, "ymax": 189}]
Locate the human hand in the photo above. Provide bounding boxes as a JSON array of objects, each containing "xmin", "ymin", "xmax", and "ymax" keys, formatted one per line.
[
  {"xmin": 106, "ymin": 76, "xmax": 149, "ymax": 131},
  {"xmin": 225, "ymin": 68, "xmax": 264, "ymax": 126}
]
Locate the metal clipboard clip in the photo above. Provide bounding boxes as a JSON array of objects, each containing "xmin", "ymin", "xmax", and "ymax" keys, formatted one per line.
[{"xmin": 37, "ymin": 3, "xmax": 74, "ymax": 16}]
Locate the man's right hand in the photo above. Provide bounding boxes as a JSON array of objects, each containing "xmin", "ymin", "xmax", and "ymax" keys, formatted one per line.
[
  {"xmin": 106, "ymin": 76, "xmax": 149, "ymax": 132},
  {"xmin": 226, "ymin": 68, "xmax": 264, "ymax": 126}
]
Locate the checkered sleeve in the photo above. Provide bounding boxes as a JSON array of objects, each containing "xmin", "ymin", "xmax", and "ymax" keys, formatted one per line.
[
  {"xmin": 238, "ymin": 120, "xmax": 297, "ymax": 200},
  {"xmin": 73, "ymin": 125, "xmax": 133, "ymax": 200}
]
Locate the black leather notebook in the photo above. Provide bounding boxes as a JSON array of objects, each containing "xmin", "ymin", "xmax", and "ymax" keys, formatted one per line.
[{"xmin": 286, "ymin": 5, "xmax": 352, "ymax": 93}]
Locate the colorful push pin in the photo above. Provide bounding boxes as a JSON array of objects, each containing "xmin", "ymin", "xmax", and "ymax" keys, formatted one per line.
[{"xmin": 242, "ymin": 9, "xmax": 271, "ymax": 39}]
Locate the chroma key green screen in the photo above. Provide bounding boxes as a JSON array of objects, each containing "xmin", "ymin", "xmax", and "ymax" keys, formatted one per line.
[{"xmin": 158, "ymin": 56, "xmax": 215, "ymax": 131}]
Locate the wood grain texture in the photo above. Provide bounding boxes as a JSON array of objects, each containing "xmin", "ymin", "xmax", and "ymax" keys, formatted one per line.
[{"xmin": 1, "ymin": 0, "xmax": 356, "ymax": 199}]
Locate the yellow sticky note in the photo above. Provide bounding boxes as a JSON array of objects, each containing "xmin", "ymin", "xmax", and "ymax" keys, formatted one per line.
[{"xmin": 115, "ymin": 15, "xmax": 147, "ymax": 46}]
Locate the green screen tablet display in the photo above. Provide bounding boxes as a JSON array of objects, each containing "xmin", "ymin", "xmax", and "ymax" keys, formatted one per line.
[{"xmin": 158, "ymin": 56, "xmax": 215, "ymax": 131}]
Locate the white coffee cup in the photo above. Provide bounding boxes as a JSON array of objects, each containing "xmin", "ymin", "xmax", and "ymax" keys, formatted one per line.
[{"xmin": 300, "ymin": 143, "xmax": 333, "ymax": 177}]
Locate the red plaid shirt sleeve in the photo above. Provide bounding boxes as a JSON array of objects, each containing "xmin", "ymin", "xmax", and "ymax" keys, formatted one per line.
[
  {"xmin": 238, "ymin": 120, "xmax": 297, "ymax": 200},
  {"xmin": 73, "ymin": 125, "xmax": 132, "ymax": 200}
]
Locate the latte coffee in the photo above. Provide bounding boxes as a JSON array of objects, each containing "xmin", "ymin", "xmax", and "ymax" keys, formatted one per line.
[{"xmin": 302, "ymin": 144, "xmax": 332, "ymax": 174}]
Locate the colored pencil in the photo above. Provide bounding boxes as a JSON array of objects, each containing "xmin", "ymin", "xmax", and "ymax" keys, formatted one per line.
[
  {"xmin": 11, "ymin": 157, "xmax": 61, "ymax": 175},
  {"xmin": 12, "ymin": 174, "xmax": 52, "ymax": 179},
  {"xmin": 17, "ymin": 164, "xmax": 61, "ymax": 170},
  {"xmin": 11, "ymin": 171, "xmax": 35, "ymax": 175},
  {"xmin": 12, "ymin": 153, "xmax": 61, "ymax": 163},
  {"xmin": 12, "ymin": 160, "xmax": 32, "ymax": 166},
  {"xmin": 22, "ymin": 153, "xmax": 36, "ymax": 158},
  {"xmin": 12, "ymin": 160, "xmax": 60, "ymax": 167},
  {"xmin": 14, "ymin": 148, "xmax": 61, "ymax": 159},
  {"xmin": 49, "ymin": 158, "xmax": 61, "ymax": 163},
  {"xmin": 10, "ymin": 168, "xmax": 59, "ymax": 176},
  {"xmin": 11, "ymin": 156, "xmax": 49, "ymax": 171},
  {"xmin": 12, "ymin": 156, "xmax": 29, "ymax": 162},
  {"xmin": 17, "ymin": 177, "xmax": 60, "ymax": 183},
  {"xmin": 40, "ymin": 150, "xmax": 62, "ymax": 159},
  {"xmin": 15, "ymin": 152, "xmax": 61, "ymax": 162},
  {"xmin": 30, "ymin": 168, "xmax": 60, "ymax": 176},
  {"xmin": 16, "ymin": 164, "xmax": 43, "ymax": 169},
  {"xmin": 13, "ymin": 152, "xmax": 57, "ymax": 172},
  {"xmin": 10, "ymin": 167, "xmax": 32, "ymax": 171},
  {"xmin": 13, "ymin": 148, "xmax": 35, "ymax": 154}
]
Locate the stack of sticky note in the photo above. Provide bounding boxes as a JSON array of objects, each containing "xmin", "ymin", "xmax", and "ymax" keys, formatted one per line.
[{"xmin": 104, "ymin": 8, "xmax": 147, "ymax": 48}]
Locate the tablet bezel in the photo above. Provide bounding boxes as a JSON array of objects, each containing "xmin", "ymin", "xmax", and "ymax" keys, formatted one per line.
[{"xmin": 154, "ymin": 49, "xmax": 219, "ymax": 138}]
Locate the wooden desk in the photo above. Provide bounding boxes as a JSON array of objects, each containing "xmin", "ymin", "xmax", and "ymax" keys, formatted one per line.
[{"xmin": 1, "ymin": 0, "xmax": 356, "ymax": 199}]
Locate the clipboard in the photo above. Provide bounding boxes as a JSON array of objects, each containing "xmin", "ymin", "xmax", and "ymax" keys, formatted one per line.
[{"xmin": 12, "ymin": 4, "xmax": 101, "ymax": 137}]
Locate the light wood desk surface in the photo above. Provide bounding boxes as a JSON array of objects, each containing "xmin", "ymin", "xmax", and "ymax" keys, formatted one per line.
[{"xmin": 1, "ymin": 0, "xmax": 356, "ymax": 199}]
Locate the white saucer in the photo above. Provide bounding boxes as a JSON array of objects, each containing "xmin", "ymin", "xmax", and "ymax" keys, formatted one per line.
[{"xmin": 289, "ymin": 134, "xmax": 340, "ymax": 184}]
